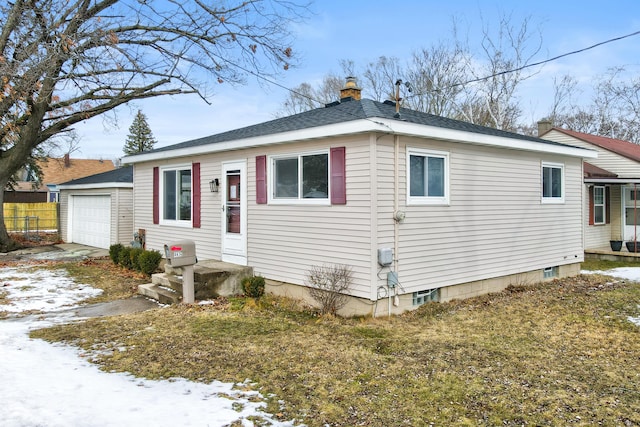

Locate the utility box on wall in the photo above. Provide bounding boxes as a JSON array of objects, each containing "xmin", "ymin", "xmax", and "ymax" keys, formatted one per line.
[{"xmin": 377, "ymin": 248, "xmax": 393, "ymax": 266}]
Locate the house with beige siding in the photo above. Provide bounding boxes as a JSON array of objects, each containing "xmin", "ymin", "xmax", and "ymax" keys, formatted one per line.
[
  {"xmin": 539, "ymin": 123, "xmax": 640, "ymax": 253},
  {"xmin": 123, "ymin": 81, "xmax": 596, "ymax": 316}
]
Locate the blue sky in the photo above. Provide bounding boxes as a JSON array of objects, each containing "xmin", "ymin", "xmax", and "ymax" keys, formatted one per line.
[{"xmin": 73, "ymin": 0, "xmax": 640, "ymax": 160}]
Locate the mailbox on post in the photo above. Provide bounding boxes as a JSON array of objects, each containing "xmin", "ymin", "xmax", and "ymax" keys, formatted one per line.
[
  {"xmin": 164, "ymin": 240, "xmax": 197, "ymax": 267},
  {"xmin": 164, "ymin": 240, "xmax": 197, "ymax": 304}
]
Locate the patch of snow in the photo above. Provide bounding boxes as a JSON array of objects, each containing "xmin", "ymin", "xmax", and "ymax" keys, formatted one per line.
[
  {"xmin": 581, "ymin": 267, "xmax": 640, "ymax": 282},
  {"xmin": 0, "ymin": 265, "xmax": 299, "ymax": 427}
]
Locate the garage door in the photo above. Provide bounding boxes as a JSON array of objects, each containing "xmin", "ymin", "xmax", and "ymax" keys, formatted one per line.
[{"xmin": 71, "ymin": 195, "xmax": 111, "ymax": 249}]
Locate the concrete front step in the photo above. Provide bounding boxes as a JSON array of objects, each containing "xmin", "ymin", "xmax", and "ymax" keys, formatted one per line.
[
  {"xmin": 141, "ymin": 259, "xmax": 253, "ymax": 304},
  {"xmin": 138, "ymin": 283, "xmax": 181, "ymax": 305}
]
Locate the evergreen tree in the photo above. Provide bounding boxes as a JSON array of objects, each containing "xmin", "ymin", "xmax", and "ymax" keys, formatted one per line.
[{"xmin": 123, "ymin": 110, "xmax": 157, "ymax": 155}]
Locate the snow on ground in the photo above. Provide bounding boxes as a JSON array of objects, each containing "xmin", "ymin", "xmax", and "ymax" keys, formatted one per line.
[
  {"xmin": 581, "ymin": 267, "xmax": 640, "ymax": 327},
  {"xmin": 0, "ymin": 265, "xmax": 297, "ymax": 427}
]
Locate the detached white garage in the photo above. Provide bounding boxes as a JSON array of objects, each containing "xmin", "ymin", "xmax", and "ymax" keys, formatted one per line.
[
  {"xmin": 59, "ymin": 167, "xmax": 133, "ymax": 249},
  {"xmin": 70, "ymin": 195, "xmax": 111, "ymax": 248}
]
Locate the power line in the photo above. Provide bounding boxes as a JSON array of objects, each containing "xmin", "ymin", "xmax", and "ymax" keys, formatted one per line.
[
  {"xmin": 451, "ymin": 29, "xmax": 640, "ymax": 89},
  {"xmin": 214, "ymin": 28, "xmax": 640, "ymax": 109}
]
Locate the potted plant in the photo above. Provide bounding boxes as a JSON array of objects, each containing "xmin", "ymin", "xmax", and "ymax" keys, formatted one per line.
[
  {"xmin": 610, "ymin": 239, "xmax": 623, "ymax": 251},
  {"xmin": 610, "ymin": 233, "xmax": 623, "ymax": 251},
  {"xmin": 626, "ymin": 239, "xmax": 640, "ymax": 253}
]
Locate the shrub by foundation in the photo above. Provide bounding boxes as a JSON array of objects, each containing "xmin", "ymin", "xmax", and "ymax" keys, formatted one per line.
[
  {"xmin": 242, "ymin": 275, "xmax": 265, "ymax": 298},
  {"xmin": 138, "ymin": 250, "xmax": 162, "ymax": 276},
  {"xmin": 109, "ymin": 243, "xmax": 124, "ymax": 264},
  {"xmin": 305, "ymin": 264, "xmax": 353, "ymax": 316},
  {"xmin": 129, "ymin": 248, "xmax": 144, "ymax": 271},
  {"xmin": 118, "ymin": 246, "xmax": 133, "ymax": 269}
]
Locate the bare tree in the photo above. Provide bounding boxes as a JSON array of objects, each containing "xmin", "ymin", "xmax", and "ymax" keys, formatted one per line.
[
  {"xmin": 361, "ymin": 56, "xmax": 403, "ymax": 102},
  {"xmin": 277, "ymin": 73, "xmax": 344, "ymax": 117},
  {"xmin": 457, "ymin": 13, "xmax": 543, "ymax": 130},
  {"xmin": 0, "ymin": 0, "xmax": 309, "ymax": 250},
  {"xmin": 550, "ymin": 67, "xmax": 640, "ymax": 143},
  {"xmin": 277, "ymin": 13, "xmax": 543, "ymax": 133},
  {"xmin": 404, "ymin": 42, "xmax": 469, "ymax": 116}
]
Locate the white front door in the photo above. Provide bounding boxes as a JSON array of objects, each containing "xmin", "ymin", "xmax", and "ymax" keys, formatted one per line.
[
  {"xmin": 623, "ymin": 186, "xmax": 640, "ymax": 240},
  {"xmin": 221, "ymin": 161, "xmax": 247, "ymax": 265}
]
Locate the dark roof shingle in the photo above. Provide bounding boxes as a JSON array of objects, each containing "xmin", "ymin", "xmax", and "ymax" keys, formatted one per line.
[
  {"xmin": 59, "ymin": 166, "xmax": 133, "ymax": 186},
  {"xmin": 145, "ymin": 98, "xmax": 571, "ymax": 155}
]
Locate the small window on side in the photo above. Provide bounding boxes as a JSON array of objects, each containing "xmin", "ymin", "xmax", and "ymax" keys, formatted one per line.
[{"xmin": 542, "ymin": 162, "xmax": 564, "ymax": 203}]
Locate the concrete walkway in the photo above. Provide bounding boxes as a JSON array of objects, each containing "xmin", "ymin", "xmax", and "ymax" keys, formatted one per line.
[{"xmin": 2, "ymin": 242, "xmax": 160, "ymax": 317}]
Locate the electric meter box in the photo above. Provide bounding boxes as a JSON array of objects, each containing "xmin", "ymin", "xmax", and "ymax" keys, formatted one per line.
[
  {"xmin": 164, "ymin": 240, "xmax": 197, "ymax": 267},
  {"xmin": 377, "ymin": 248, "xmax": 393, "ymax": 266}
]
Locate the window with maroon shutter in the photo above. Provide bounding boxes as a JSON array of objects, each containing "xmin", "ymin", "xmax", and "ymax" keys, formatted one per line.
[
  {"xmin": 592, "ymin": 185, "xmax": 606, "ymax": 225},
  {"xmin": 256, "ymin": 155, "xmax": 267, "ymax": 204},
  {"xmin": 330, "ymin": 147, "xmax": 346, "ymax": 205},
  {"xmin": 192, "ymin": 162, "xmax": 201, "ymax": 228},
  {"xmin": 153, "ymin": 167, "xmax": 159, "ymax": 224},
  {"xmin": 606, "ymin": 186, "xmax": 611, "ymax": 224}
]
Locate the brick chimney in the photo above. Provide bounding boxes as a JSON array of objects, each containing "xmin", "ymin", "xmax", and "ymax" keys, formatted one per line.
[
  {"xmin": 537, "ymin": 119, "xmax": 553, "ymax": 137},
  {"xmin": 340, "ymin": 76, "xmax": 361, "ymax": 101},
  {"xmin": 63, "ymin": 153, "xmax": 70, "ymax": 168}
]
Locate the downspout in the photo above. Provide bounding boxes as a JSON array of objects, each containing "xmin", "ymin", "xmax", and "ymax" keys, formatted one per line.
[{"xmin": 392, "ymin": 134, "xmax": 400, "ymax": 318}]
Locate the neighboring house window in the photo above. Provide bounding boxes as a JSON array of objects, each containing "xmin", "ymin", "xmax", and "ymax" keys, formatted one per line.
[
  {"xmin": 25, "ymin": 165, "xmax": 38, "ymax": 182},
  {"xmin": 270, "ymin": 151, "xmax": 329, "ymax": 204},
  {"xmin": 541, "ymin": 162, "xmax": 564, "ymax": 203},
  {"xmin": 162, "ymin": 165, "xmax": 192, "ymax": 223},
  {"xmin": 593, "ymin": 186, "xmax": 605, "ymax": 225},
  {"xmin": 407, "ymin": 148, "xmax": 449, "ymax": 205},
  {"xmin": 588, "ymin": 185, "xmax": 610, "ymax": 226}
]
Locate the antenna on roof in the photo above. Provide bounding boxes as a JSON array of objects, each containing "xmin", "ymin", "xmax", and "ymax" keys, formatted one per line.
[{"xmin": 393, "ymin": 79, "xmax": 412, "ymax": 118}]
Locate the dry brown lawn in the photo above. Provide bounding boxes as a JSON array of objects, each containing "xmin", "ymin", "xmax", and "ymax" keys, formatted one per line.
[{"xmin": 30, "ymin": 260, "xmax": 640, "ymax": 426}]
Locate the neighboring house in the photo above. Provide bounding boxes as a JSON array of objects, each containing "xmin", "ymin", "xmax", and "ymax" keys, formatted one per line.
[
  {"xmin": 5, "ymin": 155, "xmax": 115, "ymax": 203},
  {"xmin": 58, "ymin": 166, "xmax": 133, "ymax": 249},
  {"xmin": 539, "ymin": 123, "xmax": 640, "ymax": 250},
  {"xmin": 123, "ymin": 80, "xmax": 596, "ymax": 316}
]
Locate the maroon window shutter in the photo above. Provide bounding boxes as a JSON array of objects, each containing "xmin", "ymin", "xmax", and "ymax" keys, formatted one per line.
[
  {"xmin": 192, "ymin": 162, "xmax": 201, "ymax": 228},
  {"xmin": 605, "ymin": 186, "xmax": 611, "ymax": 225},
  {"xmin": 153, "ymin": 167, "xmax": 159, "ymax": 224},
  {"xmin": 330, "ymin": 147, "xmax": 346, "ymax": 205},
  {"xmin": 588, "ymin": 185, "xmax": 594, "ymax": 226},
  {"xmin": 256, "ymin": 155, "xmax": 267, "ymax": 204}
]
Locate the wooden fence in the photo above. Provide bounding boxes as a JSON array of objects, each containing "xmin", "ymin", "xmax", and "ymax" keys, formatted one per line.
[{"xmin": 3, "ymin": 202, "xmax": 59, "ymax": 232}]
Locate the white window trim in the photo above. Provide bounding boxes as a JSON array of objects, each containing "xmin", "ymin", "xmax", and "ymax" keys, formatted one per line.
[
  {"xmin": 541, "ymin": 162, "xmax": 565, "ymax": 204},
  {"xmin": 406, "ymin": 147, "xmax": 450, "ymax": 206},
  {"xmin": 593, "ymin": 185, "xmax": 606, "ymax": 225},
  {"xmin": 159, "ymin": 163, "xmax": 193, "ymax": 227},
  {"xmin": 268, "ymin": 150, "xmax": 331, "ymax": 205}
]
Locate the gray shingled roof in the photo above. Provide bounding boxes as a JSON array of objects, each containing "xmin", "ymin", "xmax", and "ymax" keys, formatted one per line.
[
  {"xmin": 59, "ymin": 165, "xmax": 133, "ymax": 186},
  {"xmin": 145, "ymin": 98, "xmax": 573, "ymax": 155}
]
